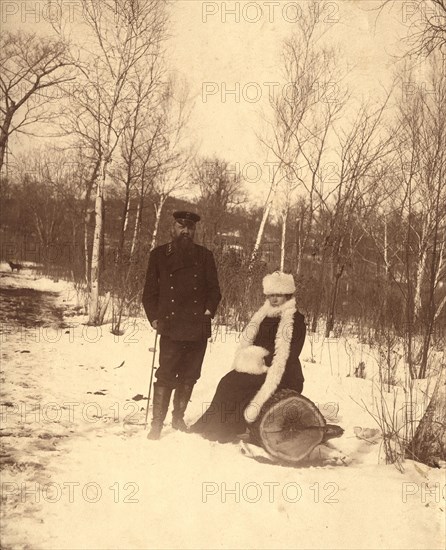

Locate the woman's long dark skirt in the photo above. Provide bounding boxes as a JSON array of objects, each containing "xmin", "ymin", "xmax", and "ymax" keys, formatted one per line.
[{"xmin": 190, "ymin": 370, "xmax": 266, "ymax": 443}]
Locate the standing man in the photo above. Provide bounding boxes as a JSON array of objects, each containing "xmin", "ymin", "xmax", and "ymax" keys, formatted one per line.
[{"xmin": 142, "ymin": 210, "xmax": 221, "ymax": 440}]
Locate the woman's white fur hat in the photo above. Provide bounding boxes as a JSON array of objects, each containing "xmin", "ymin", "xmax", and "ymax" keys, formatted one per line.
[{"xmin": 262, "ymin": 272, "xmax": 295, "ymax": 295}]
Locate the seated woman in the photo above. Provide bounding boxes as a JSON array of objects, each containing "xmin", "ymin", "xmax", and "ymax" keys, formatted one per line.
[{"xmin": 190, "ymin": 271, "xmax": 306, "ymax": 443}]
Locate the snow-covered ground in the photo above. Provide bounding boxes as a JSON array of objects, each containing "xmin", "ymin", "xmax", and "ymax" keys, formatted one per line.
[{"xmin": 1, "ymin": 266, "xmax": 445, "ymax": 550}]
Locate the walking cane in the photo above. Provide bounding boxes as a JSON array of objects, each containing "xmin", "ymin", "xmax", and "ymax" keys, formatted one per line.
[{"xmin": 144, "ymin": 330, "xmax": 159, "ymax": 429}]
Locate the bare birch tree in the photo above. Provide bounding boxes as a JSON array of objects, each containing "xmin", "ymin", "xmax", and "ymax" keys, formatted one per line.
[
  {"xmin": 322, "ymin": 95, "xmax": 395, "ymax": 337},
  {"xmin": 67, "ymin": 0, "xmax": 168, "ymax": 325},
  {"xmin": 407, "ymin": 362, "xmax": 446, "ymax": 466},
  {"xmin": 377, "ymin": 0, "xmax": 446, "ymax": 57},
  {"xmin": 393, "ymin": 57, "xmax": 446, "ymax": 377},
  {"xmin": 14, "ymin": 146, "xmax": 88, "ymax": 270},
  {"xmin": 149, "ymin": 77, "xmax": 192, "ymax": 252},
  {"xmin": 193, "ymin": 157, "xmax": 245, "ymax": 246},
  {"xmin": 0, "ymin": 31, "xmax": 75, "ymax": 174},
  {"xmin": 113, "ymin": 63, "xmax": 165, "ymax": 264},
  {"xmin": 259, "ymin": 1, "xmax": 346, "ymax": 272},
  {"xmin": 273, "ymin": 169, "xmax": 299, "ymax": 271}
]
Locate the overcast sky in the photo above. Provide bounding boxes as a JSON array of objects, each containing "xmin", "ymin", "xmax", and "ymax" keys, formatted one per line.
[
  {"xmin": 165, "ymin": 1, "xmax": 422, "ymax": 200},
  {"xmin": 3, "ymin": 0, "xmax": 427, "ymax": 199},
  {"xmin": 169, "ymin": 1, "xmax": 406, "ymax": 160}
]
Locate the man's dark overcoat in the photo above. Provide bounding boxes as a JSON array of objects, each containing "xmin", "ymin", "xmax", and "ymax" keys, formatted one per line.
[{"xmin": 142, "ymin": 242, "xmax": 221, "ymax": 341}]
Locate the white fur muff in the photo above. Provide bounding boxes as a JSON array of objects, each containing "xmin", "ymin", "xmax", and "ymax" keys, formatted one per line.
[{"xmin": 233, "ymin": 345, "xmax": 269, "ymax": 375}]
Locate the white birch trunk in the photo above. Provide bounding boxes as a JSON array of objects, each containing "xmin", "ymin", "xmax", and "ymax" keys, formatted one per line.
[
  {"xmin": 384, "ymin": 214, "xmax": 389, "ymax": 276},
  {"xmin": 88, "ymin": 159, "xmax": 107, "ymax": 324},
  {"xmin": 150, "ymin": 197, "xmax": 165, "ymax": 252},
  {"xmin": 123, "ymin": 206, "xmax": 129, "ymax": 234},
  {"xmin": 280, "ymin": 209, "xmax": 288, "ymax": 271},
  {"xmin": 84, "ymin": 212, "xmax": 90, "ymax": 285},
  {"xmin": 130, "ymin": 200, "xmax": 141, "ymax": 258},
  {"xmin": 251, "ymin": 201, "xmax": 273, "ymax": 263},
  {"xmin": 414, "ymin": 245, "xmax": 427, "ymax": 319},
  {"xmin": 414, "ymin": 213, "xmax": 431, "ymax": 319},
  {"xmin": 251, "ymin": 176, "xmax": 281, "ymax": 263}
]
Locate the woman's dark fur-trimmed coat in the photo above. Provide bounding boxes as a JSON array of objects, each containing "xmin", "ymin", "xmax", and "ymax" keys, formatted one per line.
[{"xmin": 191, "ymin": 300, "xmax": 306, "ymax": 442}]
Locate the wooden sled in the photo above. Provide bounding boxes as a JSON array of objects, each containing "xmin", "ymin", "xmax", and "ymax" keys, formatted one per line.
[{"xmin": 249, "ymin": 389, "xmax": 344, "ymax": 464}]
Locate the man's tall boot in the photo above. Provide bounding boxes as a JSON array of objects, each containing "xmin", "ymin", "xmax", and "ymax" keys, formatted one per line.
[
  {"xmin": 172, "ymin": 384, "xmax": 194, "ymax": 432},
  {"xmin": 147, "ymin": 385, "xmax": 172, "ymax": 440}
]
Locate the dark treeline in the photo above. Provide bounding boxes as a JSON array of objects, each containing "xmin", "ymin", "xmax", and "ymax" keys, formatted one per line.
[{"xmin": 1, "ymin": 166, "xmax": 445, "ymax": 377}]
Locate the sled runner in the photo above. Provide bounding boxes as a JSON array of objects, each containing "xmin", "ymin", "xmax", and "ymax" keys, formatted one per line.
[{"xmin": 249, "ymin": 389, "xmax": 344, "ymax": 464}]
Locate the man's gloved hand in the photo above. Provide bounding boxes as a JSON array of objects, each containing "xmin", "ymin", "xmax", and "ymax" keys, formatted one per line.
[{"xmin": 151, "ymin": 320, "xmax": 158, "ymax": 330}]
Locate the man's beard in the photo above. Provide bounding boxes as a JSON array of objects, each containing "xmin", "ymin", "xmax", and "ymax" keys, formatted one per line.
[{"xmin": 174, "ymin": 234, "xmax": 194, "ymax": 261}]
